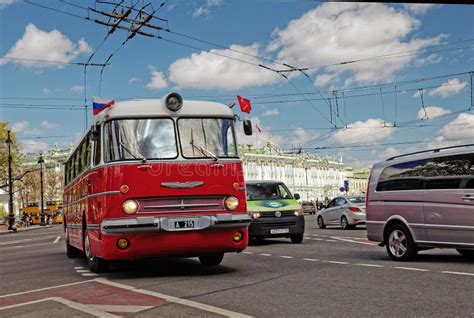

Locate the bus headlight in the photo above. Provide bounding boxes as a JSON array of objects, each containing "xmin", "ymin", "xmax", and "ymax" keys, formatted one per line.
[
  {"xmin": 224, "ymin": 196, "xmax": 239, "ymax": 210},
  {"xmin": 294, "ymin": 209, "xmax": 303, "ymax": 216},
  {"xmin": 123, "ymin": 200, "xmax": 139, "ymax": 215}
]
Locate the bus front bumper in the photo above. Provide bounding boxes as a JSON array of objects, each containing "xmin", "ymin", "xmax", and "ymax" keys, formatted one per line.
[{"xmin": 99, "ymin": 213, "xmax": 251, "ymax": 235}]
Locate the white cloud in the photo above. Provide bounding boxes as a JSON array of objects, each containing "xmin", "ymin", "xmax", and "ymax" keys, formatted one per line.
[
  {"xmin": 440, "ymin": 113, "xmax": 474, "ymax": 140},
  {"xmin": 20, "ymin": 140, "xmax": 48, "ymax": 154},
  {"xmin": 42, "ymin": 88, "xmax": 50, "ymax": 95},
  {"xmin": 0, "ymin": 0, "xmax": 17, "ymax": 9},
  {"xmin": 262, "ymin": 108, "xmax": 280, "ymax": 117},
  {"xmin": 414, "ymin": 53, "xmax": 442, "ymax": 66},
  {"xmin": 193, "ymin": 0, "xmax": 222, "ymax": 17},
  {"xmin": 12, "ymin": 121, "xmax": 41, "ymax": 135},
  {"xmin": 169, "ymin": 43, "xmax": 280, "ymax": 90},
  {"xmin": 40, "ymin": 120, "xmax": 59, "ymax": 129},
  {"xmin": 235, "ymin": 116, "xmax": 286, "ymax": 147},
  {"xmin": 70, "ymin": 85, "xmax": 84, "ymax": 94},
  {"xmin": 269, "ymin": 3, "xmax": 443, "ymax": 86},
  {"xmin": 331, "ymin": 118, "xmax": 394, "ymax": 145},
  {"xmin": 428, "ymin": 78, "xmax": 468, "ymax": 98},
  {"xmin": 146, "ymin": 70, "xmax": 167, "ymax": 89},
  {"xmin": 402, "ymin": 4, "xmax": 435, "ymax": 15},
  {"xmin": 129, "ymin": 77, "xmax": 139, "ymax": 84},
  {"xmin": 416, "ymin": 106, "xmax": 450, "ymax": 120},
  {"xmin": 290, "ymin": 128, "xmax": 313, "ymax": 146},
  {"xmin": 1, "ymin": 23, "xmax": 92, "ymax": 68}
]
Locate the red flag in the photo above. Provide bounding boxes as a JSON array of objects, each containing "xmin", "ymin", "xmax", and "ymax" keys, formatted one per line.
[
  {"xmin": 237, "ymin": 95, "xmax": 252, "ymax": 114},
  {"xmin": 256, "ymin": 123, "xmax": 262, "ymax": 133}
]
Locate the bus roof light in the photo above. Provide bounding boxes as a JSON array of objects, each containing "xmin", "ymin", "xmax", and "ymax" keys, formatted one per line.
[{"xmin": 163, "ymin": 92, "xmax": 183, "ymax": 112}]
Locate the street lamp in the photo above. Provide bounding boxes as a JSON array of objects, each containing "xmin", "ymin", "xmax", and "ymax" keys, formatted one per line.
[
  {"xmin": 6, "ymin": 130, "xmax": 15, "ymax": 231},
  {"xmin": 38, "ymin": 154, "xmax": 45, "ymax": 226}
]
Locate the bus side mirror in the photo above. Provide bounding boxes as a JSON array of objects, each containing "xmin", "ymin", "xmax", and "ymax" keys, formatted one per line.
[
  {"xmin": 243, "ymin": 120, "xmax": 253, "ymax": 136},
  {"xmin": 294, "ymin": 193, "xmax": 300, "ymax": 200}
]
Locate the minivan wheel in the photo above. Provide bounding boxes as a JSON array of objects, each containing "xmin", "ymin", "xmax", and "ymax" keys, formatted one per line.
[
  {"xmin": 291, "ymin": 233, "xmax": 304, "ymax": 244},
  {"xmin": 457, "ymin": 249, "xmax": 474, "ymax": 258},
  {"xmin": 386, "ymin": 224, "xmax": 417, "ymax": 261},
  {"xmin": 317, "ymin": 216, "xmax": 326, "ymax": 229}
]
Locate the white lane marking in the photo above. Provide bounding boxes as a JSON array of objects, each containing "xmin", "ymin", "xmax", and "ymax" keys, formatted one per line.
[
  {"xmin": 81, "ymin": 273, "xmax": 98, "ymax": 277},
  {"xmin": 280, "ymin": 256, "xmax": 293, "ymax": 259},
  {"xmin": 53, "ymin": 236, "xmax": 61, "ymax": 244},
  {"xmin": 312, "ymin": 238, "xmax": 324, "ymax": 241},
  {"xmin": 76, "ymin": 270, "xmax": 91, "ymax": 273},
  {"xmin": 441, "ymin": 271, "xmax": 474, "ymax": 277},
  {"xmin": 330, "ymin": 237, "xmax": 377, "ymax": 246},
  {"xmin": 259, "ymin": 253, "xmax": 272, "ymax": 257},
  {"xmin": 0, "ymin": 297, "xmax": 119, "ymax": 317},
  {"xmin": 394, "ymin": 267, "xmax": 429, "ymax": 272},
  {"xmin": 303, "ymin": 258, "xmax": 319, "ymax": 262},
  {"xmin": 0, "ymin": 235, "xmax": 58, "ymax": 246},
  {"xmin": 95, "ymin": 278, "xmax": 254, "ymax": 318},
  {"xmin": 243, "ymin": 251, "xmax": 253, "ymax": 255},
  {"xmin": 0, "ymin": 242, "xmax": 54, "ymax": 251},
  {"xmin": 0, "ymin": 280, "xmax": 95, "ymax": 298},
  {"xmin": 322, "ymin": 260, "xmax": 349, "ymax": 265},
  {"xmin": 74, "ymin": 267, "xmax": 84, "ymax": 269},
  {"xmin": 355, "ymin": 263, "xmax": 384, "ymax": 268},
  {"xmin": 325, "ymin": 239, "xmax": 337, "ymax": 242},
  {"xmin": 90, "ymin": 304, "xmax": 153, "ymax": 313}
]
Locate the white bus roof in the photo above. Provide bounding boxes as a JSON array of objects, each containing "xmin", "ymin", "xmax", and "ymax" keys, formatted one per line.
[{"xmin": 93, "ymin": 98, "xmax": 235, "ymax": 122}]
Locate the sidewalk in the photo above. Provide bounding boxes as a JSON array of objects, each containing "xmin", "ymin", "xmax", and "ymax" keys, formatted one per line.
[{"xmin": 0, "ymin": 225, "xmax": 53, "ymax": 235}]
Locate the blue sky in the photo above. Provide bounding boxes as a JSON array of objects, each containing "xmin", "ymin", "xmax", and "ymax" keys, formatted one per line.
[{"xmin": 0, "ymin": 1, "xmax": 473, "ymax": 167}]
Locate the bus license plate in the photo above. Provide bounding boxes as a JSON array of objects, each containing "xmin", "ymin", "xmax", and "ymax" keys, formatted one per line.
[
  {"xmin": 174, "ymin": 220, "xmax": 195, "ymax": 229},
  {"xmin": 270, "ymin": 228, "xmax": 289, "ymax": 234}
]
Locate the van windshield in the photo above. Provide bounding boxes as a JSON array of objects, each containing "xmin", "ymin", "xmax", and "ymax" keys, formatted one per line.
[{"xmin": 247, "ymin": 183, "xmax": 294, "ymax": 201}]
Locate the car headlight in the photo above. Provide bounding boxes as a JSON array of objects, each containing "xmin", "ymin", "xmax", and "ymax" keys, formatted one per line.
[
  {"xmin": 122, "ymin": 199, "xmax": 139, "ymax": 215},
  {"xmin": 293, "ymin": 209, "xmax": 303, "ymax": 216},
  {"xmin": 251, "ymin": 212, "xmax": 261, "ymax": 219},
  {"xmin": 224, "ymin": 196, "xmax": 239, "ymax": 210}
]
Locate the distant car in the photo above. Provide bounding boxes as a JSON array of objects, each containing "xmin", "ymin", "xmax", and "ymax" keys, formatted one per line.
[
  {"xmin": 301, "ymin": 201, "xmax": 316, "ymax": 215},
  {"xmin": 316, "ymin": 196, "xmax": 366, "ymax": 229}
]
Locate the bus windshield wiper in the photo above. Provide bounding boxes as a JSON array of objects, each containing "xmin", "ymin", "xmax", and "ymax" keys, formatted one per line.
[
  {"xmin": 119, "ymin": 140, "xmax": 147, "ymax": 162},
  {"xmin": 190, "ymin": 140, "xmax": 218, "ymax": 161}
]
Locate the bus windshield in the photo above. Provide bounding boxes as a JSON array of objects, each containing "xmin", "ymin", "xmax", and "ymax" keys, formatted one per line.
[
  {"xmin": 105, "ymin": 119, "xmax": 178, "ymax": 161},
  {"xmin": 178, "ymin": 118, "xmax": 237, "ymax": 159}
]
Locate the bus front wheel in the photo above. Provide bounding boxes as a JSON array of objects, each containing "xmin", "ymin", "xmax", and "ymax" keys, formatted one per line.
[
  {"xmin": 199, "ymin": 254, "xmax": 224, "ymax": 266},
  {"xmin": 84, "ymin": 230, "xmax": 109, "ymax": 273}
]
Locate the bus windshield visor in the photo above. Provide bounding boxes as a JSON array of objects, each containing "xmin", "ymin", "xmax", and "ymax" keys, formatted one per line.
[
  {"xmin": 178, "ymin": 118, "xmax": 238, "ymax": 159},
  {"xmin": 105, "ymin": 119, "xmax": 177, "ymax": 161}
]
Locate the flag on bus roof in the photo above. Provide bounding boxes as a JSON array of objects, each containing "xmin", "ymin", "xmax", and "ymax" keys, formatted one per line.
[
  {"xmin": 237, "ymin": 95, "xmax": 252, "ymax": 114},
  {"xmin": 92, "ymin": 97, "xmax": 115, "ymax": 115}
]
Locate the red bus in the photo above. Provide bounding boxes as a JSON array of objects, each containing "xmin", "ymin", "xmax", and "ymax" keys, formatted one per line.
[{"xmin": 63, "ymin": 93, "xmax": 252, "ymax": 272}]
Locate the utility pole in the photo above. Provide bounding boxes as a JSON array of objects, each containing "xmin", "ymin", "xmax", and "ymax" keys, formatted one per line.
[
  {"xmin": 6, "ymin": 130, "xmax": 15, "ymax": 231},
  {"xmin": 38, "ymin": 154, "xmax": 45, "ymax": 226}
]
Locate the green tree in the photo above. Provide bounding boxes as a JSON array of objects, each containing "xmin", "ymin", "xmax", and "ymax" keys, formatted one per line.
[{"xmin": 0, "ymin": 121, "xmax": 21, "ymax": 186}]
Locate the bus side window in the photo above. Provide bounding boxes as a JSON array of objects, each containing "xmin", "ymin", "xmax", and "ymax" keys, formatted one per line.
[
  {"xmin": 84, "ymin": 135, "xmax": 91, "ymax": 169},
  {"xmin": 94, "ymin": 126, "xmax": 101, "ymax": 166}
]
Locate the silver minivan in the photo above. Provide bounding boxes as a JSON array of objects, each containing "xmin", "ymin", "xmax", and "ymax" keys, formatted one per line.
[{"xmin": 366, "ymin": 144, "xmax": 474, "ymax": 261}]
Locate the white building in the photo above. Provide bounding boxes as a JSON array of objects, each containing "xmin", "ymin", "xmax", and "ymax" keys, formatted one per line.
[{"xmin": 240, "ymin": 141, "xmax": 348, "ymax": 202}]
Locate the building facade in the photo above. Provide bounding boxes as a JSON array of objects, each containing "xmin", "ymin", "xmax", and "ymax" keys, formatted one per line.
[{"xmin": 240, "ymin": 141, "xmax": 349, "ymax": 202}]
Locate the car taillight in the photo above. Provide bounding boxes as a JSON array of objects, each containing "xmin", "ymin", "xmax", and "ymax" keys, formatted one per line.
[{"xmin": 349, "ymin": 207, "xmax": 361, "ymax": 212}]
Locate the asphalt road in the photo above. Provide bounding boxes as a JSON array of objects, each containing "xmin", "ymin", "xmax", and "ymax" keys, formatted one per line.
[{"xmin": 1, "ymin": 216, "xmax": 473, "ymax": 317}]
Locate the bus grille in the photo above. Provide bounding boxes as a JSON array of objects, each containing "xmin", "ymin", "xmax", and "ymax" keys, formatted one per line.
[
  {"xmin": 138, "ymin": 196, "xmax": 224, "ymax": 213},
  {"xmin": 261, "ymin": 221, "xmax": 297, "ymax": 228},
  {"xmin": 260, "ymin": 211, "xmax": 295, "ymax": 218}
]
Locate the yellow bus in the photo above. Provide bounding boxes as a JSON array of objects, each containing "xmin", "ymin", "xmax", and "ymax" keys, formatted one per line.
[
  {"xmin": 47, "ymin": 200, "xmax": 63, "ymax": 224},
  {"xmin": 22, "ymin": 202, "xmax": 41, "ymax": 225}
]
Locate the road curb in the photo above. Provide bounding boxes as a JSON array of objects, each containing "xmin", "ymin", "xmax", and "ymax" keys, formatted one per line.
[{"xmin": 0, "ymin": 225, "xmax": 53, "ymax": 235}]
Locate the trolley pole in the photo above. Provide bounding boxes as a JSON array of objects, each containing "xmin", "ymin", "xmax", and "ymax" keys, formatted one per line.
[
  {"xmin": 38, "ymin": 154, "xmax": 45, "ymax": 226},
  {"xmin": 6, "ymin": 131, "xmax": 15, "ymax": 231}
]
